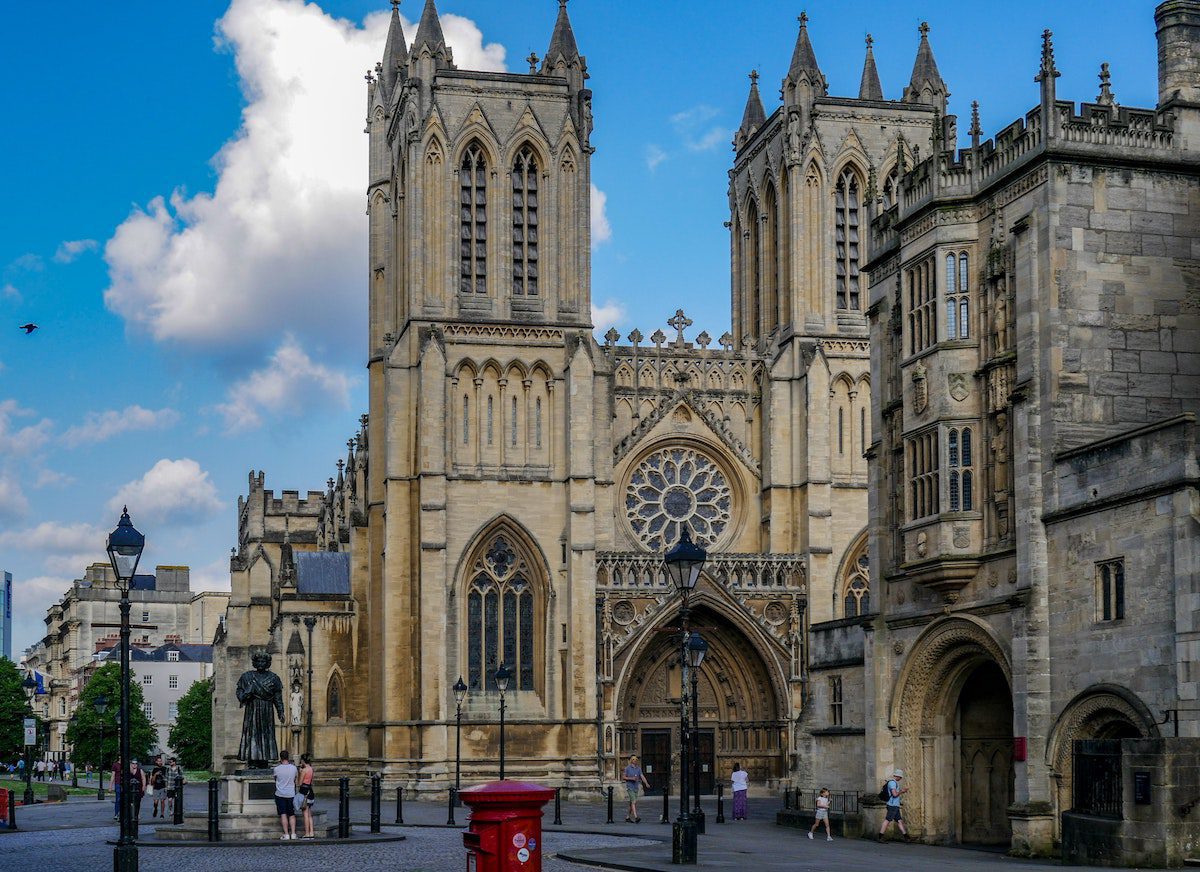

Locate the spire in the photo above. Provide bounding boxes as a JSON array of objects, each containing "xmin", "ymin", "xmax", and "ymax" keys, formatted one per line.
[
  {"xmin": 545, "ymin": 0, "xmax": 580, "ymax": 66},
  {"xmin": 785, "ymin": 12, "xmax": 827, "ymax": 95},
  {"xmin": 1096, "ymin": 62, "xmax": 1116, "ymax": 107},
  {"xmin": 858, "ymin": 34, "xmax": 884, "ymax": 101},
  {"xmin": 969, "ymin": 100, "xmax": 982, "ymax": 149},
  {"xmin": 381, "ymin": 0, "xmax": 408, "ymax": 93},
  {"xmin": 903, "ymin": 21, "xmax": 948, "ymax": 108},
  {"xmin": 412, "ymin": 0, "xmax": 446, "ymax": 55},
  {"xmin": 739, "ymin": 70, "xmax": 767, "ymax": 140}
]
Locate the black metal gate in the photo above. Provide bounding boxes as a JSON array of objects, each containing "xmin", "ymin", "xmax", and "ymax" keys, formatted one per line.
[{"xmin": 1072, "ymin": 739, "xmax": 1122, "ymax": 819}]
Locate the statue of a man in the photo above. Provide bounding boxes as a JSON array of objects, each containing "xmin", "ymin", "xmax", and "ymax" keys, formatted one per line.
[
  {"xmin": 289, "ymin": 680, "xmax": 303, "ymax": 727},
  {"xmin": 236, "ymin": 651, "xmax": 285, "ymax": 768}
]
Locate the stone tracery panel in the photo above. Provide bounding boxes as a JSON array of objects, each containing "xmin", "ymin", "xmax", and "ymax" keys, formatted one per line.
[{"xmin": 625, "ymin": 446, "xmax": 733, "ymax": 551}]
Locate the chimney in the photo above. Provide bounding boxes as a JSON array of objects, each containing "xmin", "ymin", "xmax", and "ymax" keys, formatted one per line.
[{"xmin": 1156, "ymin": 1, "xmax": 1200, "ymax": 107}]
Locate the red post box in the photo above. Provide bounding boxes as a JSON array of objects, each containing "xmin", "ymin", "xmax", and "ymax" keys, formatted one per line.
[{"xmin": 460, "ymin": 780, "xmax": 555, "ymax": 872}]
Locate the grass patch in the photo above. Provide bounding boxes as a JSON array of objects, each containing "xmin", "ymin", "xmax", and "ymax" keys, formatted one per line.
[{"xmin": 0, "ymin": 776, "xmax": 102, "ymax": 798}]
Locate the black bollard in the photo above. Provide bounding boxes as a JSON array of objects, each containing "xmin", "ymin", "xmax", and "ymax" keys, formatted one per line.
[
  {"xmin": 553, "ymin": 787, "xmax": 562, "ymax": 826},
  {"xmin": 7, "ymin": 789, "xmax": 16, "ymax": 830},
  {"xmin": 447, "ymin": 787, "xmax": 457, "ymax": 826},
  {"xmin": 173, "ymin": 776, "xmax": 184, "ymax": 825},
  {"xmin": 207, "ymin": 778, "xmax": 220, "ymax": 842},
  {"xmin": 660, "ymin": 786, "xmax": 669, "ymax": 824},
  {"xmin": 338, "ymin": 777, "xmax": 350, "ymax": 839},
  {"xmin": 606, "ymin": 785, "xmax": 614, "ymax": 824},
  {"xmin": 370, "ymin": 774, "xmax": 381, "ymax": 833},
  {"xmin": 716, "ymin": 783, "xmax": 725, "ymax": 824},
  {"xmin": 394, "ymin": 786, "xmax": 404, "ymax": 824}
]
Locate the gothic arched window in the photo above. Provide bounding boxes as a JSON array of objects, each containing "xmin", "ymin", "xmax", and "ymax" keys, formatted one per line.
[
  {"xmin": 948, "ymin": 426, "xmax": 975, "ymax": 511},
  {"xmin": 747, "ymin": 199, "xmax": 761, "ymax": 337},
  {"xmin": 512, "ymin": 146, "xmax": 539, "ymax": 295},
  {"xmin": 327, "ymin": 672, "xmax": 344, "ymax": 720},
  {"xmin": 842, "ymin": 542, "xmax": 871, "ymax": 617},
  {"xmin": 460, "ymin": 143, "xmax": 488, "ymax": 294},
  {"xmin": 835, "ymin": 169, "xmax": 862, "ymax": 310},
  {"xmin": 882, "ymin": 168, "xmax": 898, "ymax": 210},
  {"xmin": 466, "ymin": 533, "xmax": 538, "ymax": 692}
]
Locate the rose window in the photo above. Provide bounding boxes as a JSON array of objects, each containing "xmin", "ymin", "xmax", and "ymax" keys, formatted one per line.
[{"xmin": 626, "ymin": 447, "xmax": 732, "ymax": 550}]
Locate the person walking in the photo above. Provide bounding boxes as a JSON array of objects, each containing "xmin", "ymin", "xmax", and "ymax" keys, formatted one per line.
[
  {"xmin": 273, "ymin": 750, "xmax": 298, "ymax": 840},
  {"xmin": 111, "ymin": 757, "xmax": 123, "ymax": 819},
  {"xmin": 808, "ymin": 787, "xmax": 833, "ymax": 841},
  {"xmin": 731, "ymin": 762, "xmax": 750, "ymax": 820},
  {"xmin": 126, "ymin": 760, "xmax": 148, "ymax": 828},
  {"xmin": 297, "ymin": 754, "xmax": 316, "ymax": 839},
  {"xmin": 165, "ymin": 757, "xmax": 184, "ymax": 818},
  {"xmin": 149, "ymin": 755, "xmax": 167, "ymax": 817},
  {"xmin": 622, "ymin": 754, "xmax": 650, "ymax": 823},
  {"xmin": 877, "ymin": 768, "xmax": 910, "ymax": 842}
]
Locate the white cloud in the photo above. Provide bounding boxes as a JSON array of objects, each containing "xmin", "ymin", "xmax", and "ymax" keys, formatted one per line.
[
  {"xmin": 53, "ymin": 239, "xmax": 99, "ymax": 263},
  {"xmin": 0, "ymin": 474, "xmax": 30, "ymax": 522},
  {"xmin": 190, "ymin": 558, "xmax": 233, "ymax": 593},
  {"xmin": 2, "ymin": 283, "xmax": 21, "ymax": 302},
  {"xmin": 0, "ymin": 400, "xmax": 53, "ymax": 457},
  {"xmin": 103, "ymin": 0, "xmax": 506, "ymax": 356},
  {"xmin": 0, "ymin": 521, "xmax": 106, "ymax": 554},
  {"xmin": 591, "ymin": 184, "xmax": 612, "ymax": 249},
  {"xmin": 591, "ymin": 300, "xmax": 626, "ymax": 333},
  {"xmin": 670, "ymin": 104, "xmax": 728, "ymax": 153},
  {"xmin": 61, "ymin": 405, "xmax": 180, "ymax": 448},
  {"xmin": 216, "ymin": 336, "xmax": 353, "ymax": 432},
  {"xmin": 107, "ymin": 458, "xmax": 224, "ymax": 526},
  {"xmin": 35, "ymin": 468, "xmax": 75, "ymax": 489},
  {"xmin": 645, "ymin": 144, "xmax": 668, "ymax": 171}
]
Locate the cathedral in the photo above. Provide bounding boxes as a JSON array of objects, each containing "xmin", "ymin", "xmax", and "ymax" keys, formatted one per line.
[{"xmin": 214, "ymin": 0, "xmax": 1200, "ymax": 861}]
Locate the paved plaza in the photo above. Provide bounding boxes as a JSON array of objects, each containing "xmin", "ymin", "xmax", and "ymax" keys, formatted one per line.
[{"xmin": 0, "ymin": 786, "xmax": 1145, "ymax": 871}]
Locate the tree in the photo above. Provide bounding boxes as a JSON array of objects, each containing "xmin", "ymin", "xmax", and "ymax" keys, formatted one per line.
[
  {"xmin": 65, "ymin": 661, "xmax": 155, "ymax": 768},
  {"xmin": 0, "ymin": 656, "xmax": 33, "ymax": 762},
  {"xmin": 168, "ymin": 677, "xmax": 213, "ymax": 770}
]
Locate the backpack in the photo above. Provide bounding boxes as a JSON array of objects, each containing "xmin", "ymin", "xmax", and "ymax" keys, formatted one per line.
[{"xmin": 878, "ymin": 781, "xmax": 891, "ymax": 802}]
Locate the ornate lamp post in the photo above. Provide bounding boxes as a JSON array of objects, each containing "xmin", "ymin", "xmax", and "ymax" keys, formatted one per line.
[
  {"xmin": 453, "ymin": 676, "xmax": 468, "ymax": 796},
  {"xmin": 68, "ymin": 715, "xmax": 79, "ymax": 788},
  {"xmin": 664, "ymin": 527, "xmax": 706, "ymax": 865},
  {"xmin": 106, "ymin": 507, "xmax": 145, "ymax": 872},
  {"xmin": 94, "ymin": 694, "xmax": 108, "ymax": 801},
  {"xmin": 21, "ymin": 672, "xmax": 36, "ymax": 806},
  {"xmin": 495, "ymin": 663, "xmax": 511, "ymax": 780},
  {"xmin": 687, "ymin": 631, "xmax": 708, "ymax": 834}
]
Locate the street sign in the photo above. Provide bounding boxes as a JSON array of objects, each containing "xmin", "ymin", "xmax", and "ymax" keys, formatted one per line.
[{"xmin": 23, "ymin": 718, "xmax": 35, "ymax": 746}]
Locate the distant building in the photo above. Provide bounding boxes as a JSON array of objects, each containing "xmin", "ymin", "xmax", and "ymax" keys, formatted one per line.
[
  {"xmin": 1, "ymin": 571, "xmax": 11, "ymax": 662},
  {"xmin": 125, "ymin": 643, "xmax": 214, "ymax": 754},
  {"xmin": 22, "ymin": 563, "xmax": 229, "ymax": 758}
]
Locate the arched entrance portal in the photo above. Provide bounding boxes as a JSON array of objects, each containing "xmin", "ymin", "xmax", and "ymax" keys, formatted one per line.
[
  {"xmin": 957, "ymin": 662, "xmax": 1014, "ymax": 844},
  {"xmin": 615, "ymin": 605, "xmax": 786, "ymax": 795}
]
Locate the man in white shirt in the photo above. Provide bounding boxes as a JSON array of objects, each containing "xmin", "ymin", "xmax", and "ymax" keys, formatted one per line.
[{"xmin": 273, "ymin": 750, "xmax": 299, "ymax": 840}]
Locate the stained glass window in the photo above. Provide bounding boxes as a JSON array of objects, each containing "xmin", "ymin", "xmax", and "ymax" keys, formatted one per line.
[
  {"xmin": 625, "ymin": 447, "xmax": 733, "ymax": 551},
  {"xmin": 466, "ymin": 534, "xmax": 538, "ymax": 691},
  {"xmin": 842, "ymin": 545, "xmax": 871, "ymax": 617}
]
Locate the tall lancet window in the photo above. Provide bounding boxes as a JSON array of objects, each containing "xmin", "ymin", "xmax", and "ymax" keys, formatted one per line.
[
  {"xmin": 747, "ymin": 199, "xmax": 761, "ymax": 336},
  {"xmin": 512, "ymin": 147, "xmax": 539, "ymax": 295},
  {"xmin": 466, "ymin": 533, "xmax": 538, "ymax": 692},
  {"xmin": 835, "ymin": 169, "xmax": 862, "ymax": 310},
  {"xmin": 460, "ymin": 143, "xmax": 488, "ymax": 294}
]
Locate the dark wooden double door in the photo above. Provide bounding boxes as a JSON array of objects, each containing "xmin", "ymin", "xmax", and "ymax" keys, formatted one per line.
[{"xmin": 641, "ymin": 729, "xmax": 715, "ymax": 796}]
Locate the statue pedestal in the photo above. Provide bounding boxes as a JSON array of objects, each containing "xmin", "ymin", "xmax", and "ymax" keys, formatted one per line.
[{"xmin": 223, "ymin": 770, "xmax": 280, "ymax": 816}]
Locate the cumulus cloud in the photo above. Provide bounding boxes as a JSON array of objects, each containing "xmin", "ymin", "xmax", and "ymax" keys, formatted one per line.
[
  {"xmin": 0, "ymin": 520, "xmax": 106, "ymax": 555},
  {"xmin": 216, "ymin": 336, "xmax": 353, "ymax": 432},
  {"xmin": 107, "ymin": 459, "xmax": 224, "ymax": 525},
  {"xmin": 189, "ymin": 557, "xmax": 233, "ymax": 593},
  {"xmin": 591, "ymin": 184, "xmax": 612, "ymax": 249},
  {"xmin": 61, "ymin": 405, "xmax": 180, "ymax": 448},
  {"xmin": 0, "ymin": 400, "xmax": 53, "ymax": 457},
  {"xmin": 54, "ymin": 239, "xmax": 99, "ymax": 263},
  {"xmin": 670, "ymin": 104, "xmax": 728, "ymax": 153},
  {"xmin": 0, "ymin": 474, "xmax": 30, "ymax": 522},
  {"xmin": 591, "ymin": 300, "xmax": 626, "ymax": 333},
  {"xmin": 103, "ymin": 0, "xmax": 505, "ymax": 356}
]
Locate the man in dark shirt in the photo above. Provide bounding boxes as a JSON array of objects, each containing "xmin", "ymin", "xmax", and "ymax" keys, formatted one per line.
[{"xmin": 150, "ymin": 755, "xmax": 167, "ymax": 818}]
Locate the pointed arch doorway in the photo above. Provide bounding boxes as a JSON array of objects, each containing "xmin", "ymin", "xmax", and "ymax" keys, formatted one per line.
[{"xmin": 615, "ymin": 604, "xmax": 787, "ymax": 795}]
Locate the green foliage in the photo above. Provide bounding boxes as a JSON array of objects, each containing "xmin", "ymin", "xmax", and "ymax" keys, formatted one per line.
[
  {"xmin": 65, "ymin": 661, "xmax": 155, "ymax": 768},
  {"xmin": 0, "ymin": 657, "xmax": 33, "ymax": 761},
  {"xmin": 168, "ymin": 677, "xmax": 213, "ymax": 770}
]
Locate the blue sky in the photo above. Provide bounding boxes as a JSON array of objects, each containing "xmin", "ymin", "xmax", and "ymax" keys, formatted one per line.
[{"xmin": 0, "ymin": 0, "xmax": 1162, "ymax": 656}]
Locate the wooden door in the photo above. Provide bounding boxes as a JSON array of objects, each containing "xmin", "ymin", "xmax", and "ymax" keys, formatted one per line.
[
  {"xmin": 640, "ymin": 730, "xmax": 671, "ymax": 796},
  {"xmin": 695, "ymin": 730, "xmax": 715, "ymax": 795}
]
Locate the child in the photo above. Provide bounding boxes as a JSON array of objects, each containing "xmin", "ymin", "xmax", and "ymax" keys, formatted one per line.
[{"xmin": 808, "ymin": 787, "xmax": 833, "ymax": 841}]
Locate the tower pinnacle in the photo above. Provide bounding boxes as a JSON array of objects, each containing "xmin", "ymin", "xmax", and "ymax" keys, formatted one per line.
[
  {"xmin": 903, "ymin": 20, "xmax": 949, "ymax": 110},
  {"xmin": 858, "ymin": 33, "xmax": 884, "ymax": 101}
]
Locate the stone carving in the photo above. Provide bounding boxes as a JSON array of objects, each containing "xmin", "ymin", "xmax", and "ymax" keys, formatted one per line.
[
  {"xmin": 893, "ymin": 640, "xmax": 904, "ymax": 655},
  {"xmin": 625, "ymin": 446, "xmax": 733, "ymax": 551},
  {"xmin": 987, "ymin": 365, "xmax": 1011, "ymax": 410},
  {"xmin": 236, "ymin": 651, "xmax": 285, "ymax": 768},
  {"xmin": 764, "ymin": 602, "xmax": 787, "ymax": 626},
  {"xmin": 948, "ymin": 372, "xmax": 969, "ymax": 402},
  {"xmin": 992, "ymin": 292, "xmax": 1010, "ymax": 352},
  {"xmin": 289, "ymin": 680, "xmax": 303, "ymax": 727},
  {"xmin": 953, "ymin": 526, "xmax": 970, "ymax": 548},
  {"xmin": 612, "ymin": 600, "xmax": 635, "ymax": 626},
  {"xmin": 912, "ymin": 363, "xmax": 928, "ymax": 414},
  {"xmin": 915, "ymin": 531, "xmax": 928, "ymax": 559},
  {"xmin": 991, "ymin": 412, "xmax": 1010, "ymax": 496},
  {"xmin": 786, "ymin": 109, "xmax": 802, "ymax": 162}
]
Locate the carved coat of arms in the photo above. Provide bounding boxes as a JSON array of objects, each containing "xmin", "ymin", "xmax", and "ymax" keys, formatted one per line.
[
  {"xmin": 912, "ymin": 363, "xmax": 928, "ymax": 414},
  {"xmin": 948, "ymin": 372, "xmax": 970, "ymax": 402}
]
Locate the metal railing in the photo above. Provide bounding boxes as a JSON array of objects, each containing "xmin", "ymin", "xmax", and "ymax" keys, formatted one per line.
[
  {"xmin": 1072, "ymin": 739, "xmax": 1122, "ymax": 819},
  {"xmin": 783, "ymin": 787, "xmax": 860, "ymax": 816}
]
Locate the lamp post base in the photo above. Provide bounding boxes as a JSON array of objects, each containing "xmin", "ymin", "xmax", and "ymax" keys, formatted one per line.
[
  {"xmin": 113, "ymin": 843, "xmax": 138, "ymax": 872},
  {"xmin": 671, "ymin": 816, "xmax": 697, "ymax": 864},
  {"xmin": 692, "ymin": 808, "xmax": 706, "ymax": 834}
]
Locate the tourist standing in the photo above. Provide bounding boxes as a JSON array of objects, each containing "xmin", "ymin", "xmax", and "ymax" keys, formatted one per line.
[
  {"xmin": 877, "ymin": 769, "xmax": 910, "ymax": 842},
  {"xmin": 150, "ymin": 755, "xmax": 167, "ymax": 817},
  {"xmin": 111, "ymin": 757, "xmax": 123, "ymax": 819},
  {"xmin": 126, "ymin": 760, "xmax": 148, "ymax": 826},
  {"xmin": 165, "ymin": 757, "xmax": 184, "ymax": 818},
  {"xmin": 731, "ymin": 762, "xmax": 749, "ymax": 820},
  {"xmin": 273, "ymin": 750, "xmax": 298, "ymax": 840},
  {"xmin": 622, "ymin": 755, "xmax": 650, "ymax": 823},
  {"xmin": 297, "ymin": 754, "xmax": 315, "ymax": 839},
  {"xmin": 808, "ymin": 787, "xmax": 833, "ymax": 841}
]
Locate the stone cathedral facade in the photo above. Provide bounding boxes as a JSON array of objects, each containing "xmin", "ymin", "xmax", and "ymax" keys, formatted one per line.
[{"xmin": 213, "ymin": 0, "xmax": 1200, "ymax": 858}]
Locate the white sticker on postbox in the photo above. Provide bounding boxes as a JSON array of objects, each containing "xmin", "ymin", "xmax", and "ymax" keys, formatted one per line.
[
  {"xmin": 512, "ymin": 832, "xmax": 527, "ymax": 849},
  {"xmin": 517, "ymin": 847, "xmax": 530, "ymax": 863}
]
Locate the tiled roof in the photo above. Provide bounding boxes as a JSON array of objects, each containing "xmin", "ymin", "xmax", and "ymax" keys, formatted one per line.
[{"xmin": 295, "ymin": 552, "xmax": 351, "ymax": 596}]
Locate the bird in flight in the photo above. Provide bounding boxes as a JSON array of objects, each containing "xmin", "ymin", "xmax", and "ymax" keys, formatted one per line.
[{"xmin": 19, "ymin": 323, "xmax": 38, "ymax": 334}]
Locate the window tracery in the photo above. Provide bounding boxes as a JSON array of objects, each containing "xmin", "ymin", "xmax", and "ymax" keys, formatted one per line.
[
  {"xmin": 459, "ymin": 143, "xmax": 488, "ymax": 294},
  {"xmin": 466, "ymin": 533, "xmax": 537, "ymax": 691},
  {"xmin": 626, "ymin": 446, "xmax": 733, "ymax": 551},
  {"xmin": 512, "ymin": 147, "xmax": 539, "ymax": 295},
  {"xmin": 835, "ymin": 169, "xmax": 862, "ymax": 310},
  {"xmin": 842, "ymin": 542, "xmax": 871, "ymax": 617}
]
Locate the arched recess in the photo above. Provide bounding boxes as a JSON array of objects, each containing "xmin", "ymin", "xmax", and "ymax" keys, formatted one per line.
[
  {"xmin": 613, "ymin": 599, "xmax": 790, "ymax": 793},
  {"xmin": 762, "ymin": 180, "xmax": 780, "ymax": 337},
  {"xmin": 1045, "ymin": 685, "xmax": 1159, "ymax": 840},
  {"xmin": 455, "ymin": 516, "xmax": 551, "ymax": 699},
  {"xmin": 833, "ymin": 163, "xmax": 864, "ymax": 312},
  {"xmin": 889, "ymin": 616, "xmax": 1012, "ymax": 841},
  {"xmin": 835, "ymin": 528, "xmax": 871, "ymax": 618},
  {"xmin": 744, "ymin": 197, "xmax": 761, "ymax": 341},
  {"xmin": 326, "ymin": 665, "xmax": 346, "ymax": 722}
]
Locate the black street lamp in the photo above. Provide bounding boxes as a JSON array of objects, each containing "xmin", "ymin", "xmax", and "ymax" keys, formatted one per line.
[
  {"xmin": 687, "ymin": 631, "xmax": 708, "ymax": 834},
  {"xmin": 495, "ymin": 663, "xmax": 511, "ymax": 780},
  {"xmin": 94, "ymin": 694, "xmax": 109, "ymax": 802},
  {"xmin": 69, "ymin": 715, "xmax": 79, "ymax": 788},
  {"xmin": 106, "ymin": 507, "xmax": 145, "ymax": 872},
  {"xmin": 453, "ymin": 676, "xmax": 468, "ymax": 795},
  {"xmin": 664, "ymin": 526, "xmax": 706, "ymax": 865},
  {"xmin": 21, "ymin": 673, "xmax": 36, "ymax": 807}
]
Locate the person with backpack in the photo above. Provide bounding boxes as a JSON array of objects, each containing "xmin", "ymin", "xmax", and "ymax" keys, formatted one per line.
[
  {"xmin": 877, "ymin": 768, "xmax": 910, "ymax": 842},
  {"xmin": 149, "ymin": 756, "xmax": 167, "ymax": 817}
]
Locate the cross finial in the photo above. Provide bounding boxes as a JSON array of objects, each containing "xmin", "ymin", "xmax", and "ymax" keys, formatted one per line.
[
  {"xmin": 799, "ymin": 11, "xmax": 808, "ymax": 26},
  {"xmin": 527, "ymin": 51, "xmax": 539, "ymax": 73},
  {"xmin": 559, "ymin": 0, "xmax": 568, "ymax": 8},
  {"xmin": 667, "ymin": 309, "xmax": 693, "ymax": 345},
  {"xmin": 390, "ymin": 0, "xmax": 399, "ymax": 10},
  {"xmin": 749, "ymin": 69, "xmax": 759, "ymax": 86},
  {"xmin": 919, "ymin": 21, "xmax": 930, "ymax": 38},
  {"xmin": 866, "ymin": 33, "xmax": 874, "ymax": 49},
  {"xmin": 365, "ymin": 69, "xmax": 374, "ymax": 84}
]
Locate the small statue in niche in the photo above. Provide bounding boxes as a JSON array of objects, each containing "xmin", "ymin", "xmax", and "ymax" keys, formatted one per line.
[
  {"xmin": 993, "ymin": 290, "xmax": 1010, "ymax": 353},
  {"xmin": 786, "ymin": 110, "xmax": 802, "ymax": 161},
  {"xmin": 236, "ymin": 651, "xmax": 285, "ymax": 769},
  {"xmin": 991, "ymin": 412, "xmax": 1010, "ymax": 497},
  {"xmin": 289, "ymin": 679, "xmax": 303, "ymax": 728}
]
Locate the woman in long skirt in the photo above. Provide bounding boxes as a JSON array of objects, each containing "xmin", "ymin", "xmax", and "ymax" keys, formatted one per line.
[{"xmin": 731, "ymin": 762, "xmax": 749, "ymax": 820}]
